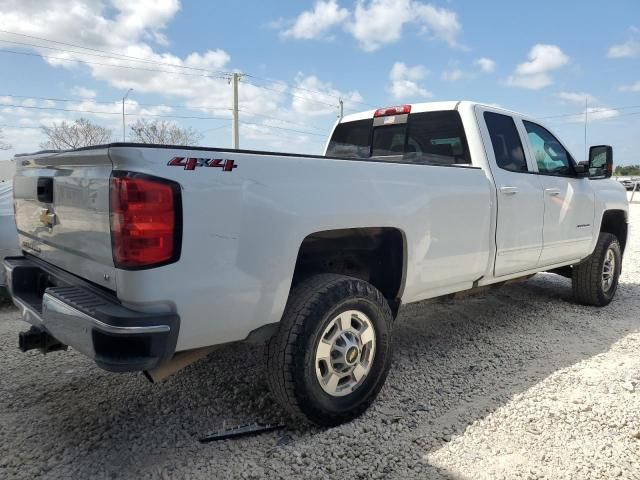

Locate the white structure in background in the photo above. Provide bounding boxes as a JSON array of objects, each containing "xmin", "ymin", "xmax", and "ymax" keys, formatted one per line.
[
  {"xmin": 0, "ymin": 180, "xmax": 20, "ymax": 286},
  {"xmin": 0, "ymin": 160, "xmax": 16, "ymax": 181}
]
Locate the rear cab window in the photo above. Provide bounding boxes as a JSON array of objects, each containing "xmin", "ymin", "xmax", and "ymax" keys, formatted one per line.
[{"xmin": 326, "ymin": 110, "xmax": 471, "ymax": 166}]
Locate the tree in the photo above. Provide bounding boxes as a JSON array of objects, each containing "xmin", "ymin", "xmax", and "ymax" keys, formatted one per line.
[
  {"xmin": 129, "ymin": 119, "xmax": 203, "ymax": 146},
  {"xmin": 614, "ymin": 164, "xmax": 640, "ymax": 177},
  {"xmin": 0, "ymin": 128, "xmax": 11, "ymax": 150},
  {"xmin": 40, "ymin": 118, "xmax": 113, "ymax": 150}
]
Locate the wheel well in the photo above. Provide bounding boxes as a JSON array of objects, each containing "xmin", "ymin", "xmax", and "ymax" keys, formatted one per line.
[
  {"xmin": 292, "ymin": 228, "xmax": 405, "ymax": 316},
  {"xmin": 600, "ymin": 210, "xmax": 628, "ymax": 254}
]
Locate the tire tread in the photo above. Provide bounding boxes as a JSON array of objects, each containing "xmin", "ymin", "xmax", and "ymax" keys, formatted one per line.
[{"xmin": 265, "ymin": 274, "xmax": 392, "ymax": 425}]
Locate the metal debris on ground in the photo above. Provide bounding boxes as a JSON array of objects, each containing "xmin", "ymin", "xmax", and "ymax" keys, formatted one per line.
[{"xmin": 199, "ymin": 422, "xmax": 286, "ymax": 443}]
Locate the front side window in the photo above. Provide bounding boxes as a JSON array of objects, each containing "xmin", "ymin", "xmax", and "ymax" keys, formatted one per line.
[
  {"xmin": 523, "ymin": 121, "xmax": 574, "ymax": 176},
  {"xmin": 483, "ymin": 111, "xmax": 528, "ymax": 172}
]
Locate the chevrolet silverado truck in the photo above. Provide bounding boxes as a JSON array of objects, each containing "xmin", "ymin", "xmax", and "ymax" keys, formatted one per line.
[{"xmin": 3, "ymin": 101, "xmax": 629, "ymax": 426}]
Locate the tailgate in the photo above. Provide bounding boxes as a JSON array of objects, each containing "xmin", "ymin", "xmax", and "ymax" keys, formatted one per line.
[{"xmin": 12, "ymin": 148, "xmax": 115, "ymax": 290}]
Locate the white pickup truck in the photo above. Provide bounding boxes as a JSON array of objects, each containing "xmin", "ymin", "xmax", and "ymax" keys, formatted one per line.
[{"xmin": 3, "ymin": 101, "xmax": 629, "ymax": 426}]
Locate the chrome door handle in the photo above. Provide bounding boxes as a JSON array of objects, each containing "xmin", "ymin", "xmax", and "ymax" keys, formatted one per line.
[
  {"xmin": 500, "ymin": 186, "xmax": 518, "ymax": 195},
  {"xmin": 545, "ymin": 188, "xmax": 561, "ymax": 196}
]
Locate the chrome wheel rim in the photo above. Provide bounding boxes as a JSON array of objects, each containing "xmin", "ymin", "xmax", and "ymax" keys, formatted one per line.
[
  {"xmin": 602, "ymin": 248, "xmax": 616, "ymax": 292},
  {"xmin": 315, "ymin": 310, "xmax": 376, "ymax": 397}
]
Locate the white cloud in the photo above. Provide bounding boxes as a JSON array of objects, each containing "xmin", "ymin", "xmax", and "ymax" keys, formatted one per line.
[
  {"xmin": 388, "ymin": 62, "xmax": 431, "ymax": 100},
  {"xmin": 0, "ymin": 0, "xmax": 347, "ymax": 154},
  {"xmin": 71, "ymin": 86, "xmax": 97, "ymax": 99},
  {"xmin": 619, "ymin": 81, "xmax": 640, "ymax": 92},
  {"xmin": 549, "ymin": 93, "xmax": 619, "ymax": 124},
  {"xmin": 562, "ymin": 107, "xmax": 620, "ymax": 124},
  {"xmin": 345, "ymin": 0, "xmax": 461, "ymax": 52},
  {"xmin": 474, "ymin": 57, "xmax": 495, "ymax": 73},
  {"xmin": 506, "ymin": 44, "xmax": 569, "ymax": 90},
  {"xmin": 281, "ymin": 0, "xmax": 349, "ymax": 40},
  {"xmin": 348, "ymin": 0, "xmax": 411, "ymax": 51},
  {"xmin": 412, "ymin": 3, "xmax": 461, "ymax": 48},
  {"xmin": 290, "ymin": 74, "xmax": 363, "ymax": 116},
  {"xmin": 556, "ymin": 91, "xmax": 597, "ymax": 105},
  {"xmin": 607, "ymin": 38, "xmax": 640, "ymax": 58},
  {"xmin": 514, "ymin": 44, "xmax": 569, "ymax": 75},
  {"xmin": 441, "ymin": 69, "xmax": 464, "ymax": 82}
]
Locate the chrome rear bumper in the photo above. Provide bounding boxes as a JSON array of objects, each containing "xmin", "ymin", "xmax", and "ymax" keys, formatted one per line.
[{"xmin": 3, "ymin": 256, "xmax": 179, "ymax": 372}]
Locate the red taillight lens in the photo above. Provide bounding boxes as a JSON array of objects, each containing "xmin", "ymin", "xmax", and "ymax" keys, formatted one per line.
[
  {"xmin": 110, "ymin": 173, "xmax": 181, "ymax": 269},
  {"xmin": 373, "ymin": 104, "xmax": 411, "ymax": 117}
]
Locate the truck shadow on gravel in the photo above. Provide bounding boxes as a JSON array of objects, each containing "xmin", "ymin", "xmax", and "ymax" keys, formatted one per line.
[{"xmin": 2, "ymin": 273, "xmax": 639, "ymax": 478}]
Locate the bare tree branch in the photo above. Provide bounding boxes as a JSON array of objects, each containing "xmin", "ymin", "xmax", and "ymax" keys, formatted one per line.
[
  {"xmin": 129, "ymin": 119, "xmax": 203, "ymax": 146},
  {"xmin": 40, "ymin": 118, "xmax": 113, "ymax": 150},
  {"xmin": 0, "ymin": 129, "xmax": 12, "ymax": 150}
]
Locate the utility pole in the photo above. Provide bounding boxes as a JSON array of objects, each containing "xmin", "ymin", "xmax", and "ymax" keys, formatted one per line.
[
  {"xmin": 338, "ymin": 98, "xmax": 344, "ymax": 119},
  {"xmin": 122, "ymin": 88, "xmax": 133, "ymax": 142},
  {"xmin": 231, "ymin": 73, "xmax": 240, "ymax": 149}
]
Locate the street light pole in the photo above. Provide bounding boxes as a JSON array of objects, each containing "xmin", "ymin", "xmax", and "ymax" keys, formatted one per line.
[{"xmin": 122, "ymin": 88, "xmax": 133, "ymax": 142}]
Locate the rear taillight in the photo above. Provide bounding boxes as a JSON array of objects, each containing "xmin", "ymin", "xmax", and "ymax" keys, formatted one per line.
[
  {"xmin": 110, "ymin": 172, "xmax": 181, "ymax": 269},
  {"xmin": 373, "ymin": 105, "xmax": 411, "ymax": 117}
]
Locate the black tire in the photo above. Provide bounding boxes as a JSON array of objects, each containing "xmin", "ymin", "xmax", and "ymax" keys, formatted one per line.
[
  {"xmin": 572, "ymin": 232, "xmax": 622, "ymax": 306},
  {"xmin": 266, "ymin": 274, "xmax": 393, "ymax": 426}
]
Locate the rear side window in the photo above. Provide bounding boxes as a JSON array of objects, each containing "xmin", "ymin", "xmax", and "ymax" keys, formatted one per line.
[
  {"xmin": 483, "ymin": 112, "xmax": 528, "ymax": 172},
  {"xmin": 404, "ymin": 111, "xmax": 470, "ymax": 165},
  {"xmin": 326, "ymin": 119, "xmax": 372, "ymax": 159},
  {"xmin": 326, "ymin": 110, "xmax": 471, "ymax": 165}
]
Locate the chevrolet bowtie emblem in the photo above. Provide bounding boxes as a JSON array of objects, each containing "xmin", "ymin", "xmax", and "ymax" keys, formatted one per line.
[{"xmin": 39, "ymin": 208, "xmax": 57, "ymax": 229}]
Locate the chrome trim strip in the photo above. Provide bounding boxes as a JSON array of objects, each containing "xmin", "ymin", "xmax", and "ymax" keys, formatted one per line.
[{"xmin": 42, "ymin": 294, "xmax": 171, "ymax": 335}]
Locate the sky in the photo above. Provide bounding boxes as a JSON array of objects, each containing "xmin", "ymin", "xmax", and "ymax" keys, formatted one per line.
[{"xmin": 0, "ymin": 0, "xmax": 639, "ymax": 164}]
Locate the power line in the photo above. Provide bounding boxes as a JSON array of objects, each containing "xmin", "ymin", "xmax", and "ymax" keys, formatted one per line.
[
  {"xmin": 242, "ymin": 79, "xmax": 338, "ymax": 109},
  {"xmin": 546, "ymin": 109, "xmax": 640, "ymax": 125},
  {"xmin": 0, "ymin": 123, "xmax": 42, "ymax": 129},
  {"xmin": 244, "ymin": 74, "xmax": 378, "ymax": 109},
  {"xmin": 539, "ymin": 104, "xmax": 640, "ymax": 120},
  {"xmin": 0, "ymin": 93, "xmax": 329, "ymax": 133},
  {"xmin": 238, "ymin": 120, "xmax": 327, "ymax": 137},
  {"xmin": 0, "ymin": 102, "xmax": 327, "ymax": 137},
  {"xmin": 0, "ymin": 101, "xmax": 230, "ymax": 120},
  {"xmin": 0, "ymin": 30, "xmax": 232, "ymax": 77},
  {"xmin": 0, "ymin": 30, "xmax": 367, "ymax": 112},
  {"xmin": 0, "ymin": 49, "xmax": 229, "ymax": 80},
  {"xmin": 0, "ymin": 49, "xmax": 350, "ymax": 112},
  {"xmin": 0, "ymin": 30, "xmax": 372, "ymax": 109}
]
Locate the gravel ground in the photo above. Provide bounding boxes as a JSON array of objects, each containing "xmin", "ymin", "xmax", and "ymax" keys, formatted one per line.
[{"xmin": 1, "ymin": 202, "xmax": 639, "ymax": 479}]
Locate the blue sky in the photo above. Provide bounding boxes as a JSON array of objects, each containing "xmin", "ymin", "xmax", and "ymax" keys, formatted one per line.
[{"xmin": 0, "ymin": 0, "xmax": 639, "ymax": 164}]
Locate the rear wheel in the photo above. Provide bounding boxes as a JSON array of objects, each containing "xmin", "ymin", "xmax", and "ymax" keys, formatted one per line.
[
  {"xmin": 572, "ymin": 233, "xmax": 621, "ymax": 306},
  {"xmin": 266, "ymin": 274, "xmax": 393, "ymax": 426}
]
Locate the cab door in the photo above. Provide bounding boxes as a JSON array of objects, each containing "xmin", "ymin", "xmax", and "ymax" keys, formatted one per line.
[
  {"xmin": 477, "ymin": 108, "xmax": 545, "ymax": 277},
  {"xmin": 520, "ymin": 120, "xmax": 595, "ymax": 265}
]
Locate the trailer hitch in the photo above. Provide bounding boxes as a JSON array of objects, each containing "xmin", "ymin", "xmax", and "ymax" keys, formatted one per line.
[{"xmin": 18, "ymin": 326, "xmax": 67, "ymax": 354}]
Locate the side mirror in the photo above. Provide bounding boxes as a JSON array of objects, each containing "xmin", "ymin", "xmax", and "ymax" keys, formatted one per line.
[{"xmin": 588, "ymin": 145, "xmax": 613, "ymax": 178}]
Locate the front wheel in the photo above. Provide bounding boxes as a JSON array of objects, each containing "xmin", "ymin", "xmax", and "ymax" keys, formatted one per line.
[
  {"xmin": 266, "ymin": 274, "xmax": 393, "ymax": 426},
  {"xmin": 572, "ymin": 233, "xmax": 622, "ymax": 306}
]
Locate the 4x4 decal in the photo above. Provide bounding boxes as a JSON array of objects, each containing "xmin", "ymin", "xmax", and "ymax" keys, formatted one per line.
[{"xmin": 168, "ymin": 157, "xmax": 237, "ymax": 171}]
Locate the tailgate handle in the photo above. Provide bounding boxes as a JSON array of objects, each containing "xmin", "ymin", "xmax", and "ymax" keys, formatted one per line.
[{"xmin": 37, "ymin": 177, "xmax": 54, "ymax": 203}]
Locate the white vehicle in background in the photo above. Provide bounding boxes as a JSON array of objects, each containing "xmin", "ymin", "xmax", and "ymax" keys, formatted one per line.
[
  {"xmin": 3, "ymin": 101, "xmax": 629, "ymax": 426},
  {"xmin": 0, "ymin": 181, "xmax": 19, "ymax": 288}
]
